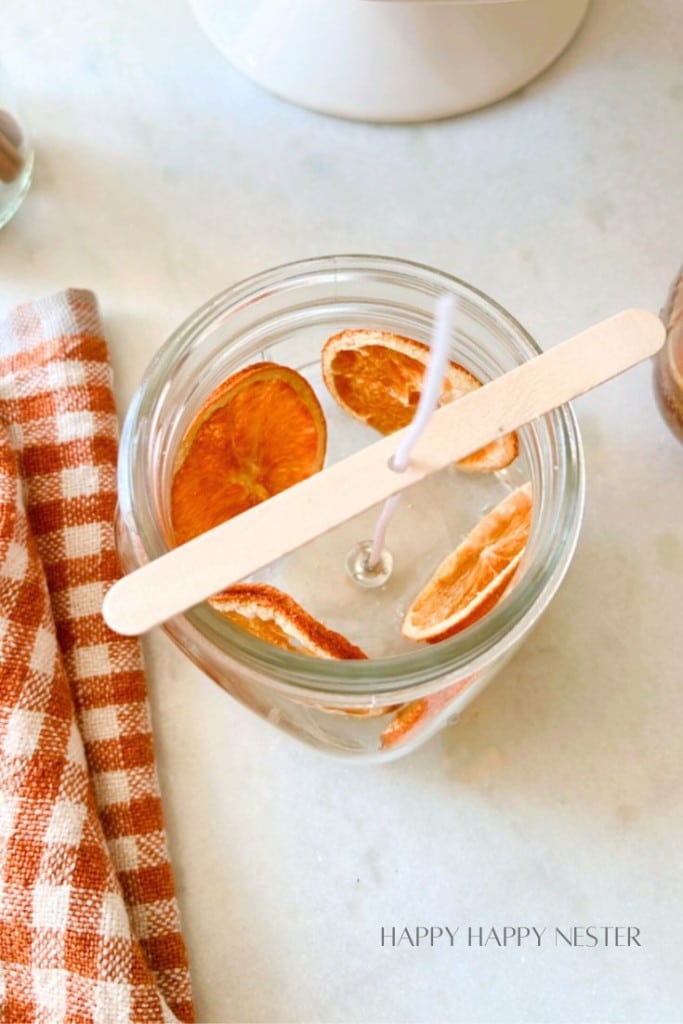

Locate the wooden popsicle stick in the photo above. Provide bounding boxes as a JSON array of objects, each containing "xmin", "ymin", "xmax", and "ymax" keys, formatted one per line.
[{"xmin": 103, "ymin": 308, "xmax": 664, "ymax": 636}]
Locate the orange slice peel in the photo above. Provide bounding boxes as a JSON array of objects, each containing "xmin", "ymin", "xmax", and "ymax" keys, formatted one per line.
[
  {"xmin": 171, "ymin": 362, "xmax": 327, "ymax": 545},
  {"xmin": 402, "ymin": 482, "xmax": 533, "ymax": 644},
  {"xmin": 321, "ymin": 328, "xmax": 518, "ymax": 471},
  {"xmin": 380, "ymin": 675, "xmax": 479, "ymax": 749},
  {"xmin": 209, "ymin": 582, "xmax": 368, "ymax": 660}
]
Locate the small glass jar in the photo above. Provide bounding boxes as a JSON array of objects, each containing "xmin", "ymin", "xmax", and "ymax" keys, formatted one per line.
[
  {"xmin": 0, "ymin": 59, "xmax": 34, "ymax": 230},
  {"xmin": 116, "ymin": 255, "xmax": 585, "ymax": 761},
  {"xmin": 654, "ymin": 267, "xmax": 683, "ymax": 443}
]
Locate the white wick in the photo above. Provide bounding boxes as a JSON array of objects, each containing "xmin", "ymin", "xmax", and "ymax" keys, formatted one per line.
[{"xmin": 365, "ymin": 293, "xmax": 455, "ymax": 570}]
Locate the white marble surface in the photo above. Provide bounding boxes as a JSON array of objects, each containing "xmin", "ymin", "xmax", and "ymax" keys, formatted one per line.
[{"xmin": 2, "ymin": 2, "xmax": 683, "ymax": 1021}]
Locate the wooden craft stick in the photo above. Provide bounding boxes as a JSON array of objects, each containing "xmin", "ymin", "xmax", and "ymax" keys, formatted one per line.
[{"xmin": 103, "ymin": 308, "xmax": 664, "ymax": 636}]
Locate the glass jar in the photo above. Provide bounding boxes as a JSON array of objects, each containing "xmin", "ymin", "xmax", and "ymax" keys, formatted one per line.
[
  {"xmin": 116, "ymin": 255, "xmax": 585, "ymax": 761},
  {"xmin": 654, "ymin": 266, "xmax": 683, "ymax": 442},
  {"xmin": 0, "ymin": 59, "xmax": 34, "ymax": 230}
]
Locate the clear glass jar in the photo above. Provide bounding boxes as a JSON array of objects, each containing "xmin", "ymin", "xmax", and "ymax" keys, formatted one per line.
[
  {"xmin": 116, "ymin": 255, "xmax": 585, "ymax": 761},
  {"xmin": 0, "ymin": 59, "xmax": 33, "ymax": 230},
  {"xmin": 654, "ymin": 266, "xmax": 683, "ymax": 442}
]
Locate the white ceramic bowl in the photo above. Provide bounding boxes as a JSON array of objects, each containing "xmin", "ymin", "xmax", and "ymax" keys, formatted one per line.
[{"xmin": 189, "ymin": 0, "xmax": 591, "ymax": 122}]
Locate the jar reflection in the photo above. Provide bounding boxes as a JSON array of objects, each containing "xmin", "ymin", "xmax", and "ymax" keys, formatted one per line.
[
  {"xmin": 0, "ymin": 61, "xmax": 34, "ymax": 230},
  {"xmin": 654, "ymin": 268, "xmax": 683, "ymax": 443}
]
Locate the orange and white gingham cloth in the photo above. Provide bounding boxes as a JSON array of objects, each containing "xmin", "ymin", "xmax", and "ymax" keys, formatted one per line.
[{"xmin": 0, "ymin": 290, "xmax": 194, "ymax": 1022}]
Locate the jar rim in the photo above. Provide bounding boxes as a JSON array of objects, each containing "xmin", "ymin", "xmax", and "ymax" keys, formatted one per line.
[{"xmin": 117, "ymin": 254, "xmax": 585, "ymax": 696}]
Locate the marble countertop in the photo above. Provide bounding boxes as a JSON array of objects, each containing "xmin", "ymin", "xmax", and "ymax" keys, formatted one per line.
[{"xmin": 2, "ymin": 1, "xmax": 682, "ymax": 1021}]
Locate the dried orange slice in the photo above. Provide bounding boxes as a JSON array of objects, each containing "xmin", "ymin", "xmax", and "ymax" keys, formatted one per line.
[
  {"xmin": 321, "ymin": 328, "xmax": 517, "ymax": 472},
  {"xmin": 380, "ymin": 674, "xmax": 479, "ymax": 749},
  {"xmin": 402, "ymin": 483, "xmax": 532, "ymax": 644},
  {"xmin": 380, "ymin": 701, "xmax": 429, "ymax": 749},
  {"xmin": 171, "ymin": 363, "xmax": 326, "ymax": 544},
  {"xmin": 209, "ymin": 583, "xmax": 367, "ymax": 660}
]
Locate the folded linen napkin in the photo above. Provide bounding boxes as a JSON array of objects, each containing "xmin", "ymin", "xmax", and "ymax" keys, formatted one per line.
[{"xmin": 0, "ymin": 290, "xmax": 194, "ymax": 1022}]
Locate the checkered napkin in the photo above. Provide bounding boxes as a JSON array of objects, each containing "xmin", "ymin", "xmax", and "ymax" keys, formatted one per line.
[{"xmin": 0, "ymin": 291, "xmax": 194, "ymax": 1022}]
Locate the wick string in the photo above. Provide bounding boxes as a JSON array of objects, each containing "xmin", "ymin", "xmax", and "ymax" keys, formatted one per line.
[{"xmin": 365, "ymin": 294, "xmax": 455, "ymax": 569}]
